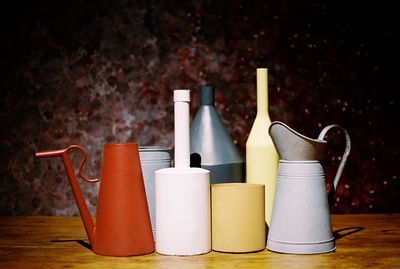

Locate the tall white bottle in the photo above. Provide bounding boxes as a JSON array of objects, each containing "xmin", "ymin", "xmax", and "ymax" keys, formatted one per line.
[
  {"xmin": 246, "ymin": 68, "xmax": 278, "ymax": 226},
  {"xmin": 155, "ymin": 90, "xmax": 211, "ymax": 256}
]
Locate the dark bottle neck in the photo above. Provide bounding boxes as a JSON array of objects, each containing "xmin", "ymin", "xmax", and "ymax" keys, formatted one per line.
[{"xmin": 200, "ymin": 86, "xmax": 215, "ymax": 106}]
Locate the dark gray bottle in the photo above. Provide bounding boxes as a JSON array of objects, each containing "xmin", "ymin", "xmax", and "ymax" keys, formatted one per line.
[{"xmin": 190, "ymin": 86, "xmax": 244, "ymax": 184}]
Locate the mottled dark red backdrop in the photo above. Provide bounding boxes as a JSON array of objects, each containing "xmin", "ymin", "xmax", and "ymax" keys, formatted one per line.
[{"xmin": 0, "ymin": 0, "xmax": 398, "ymax": 215}]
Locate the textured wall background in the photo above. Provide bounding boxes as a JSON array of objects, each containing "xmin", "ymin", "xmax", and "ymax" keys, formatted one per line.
[{"xmin": 0, "ymin": 0, "xmax": 398, "ymax": 215}]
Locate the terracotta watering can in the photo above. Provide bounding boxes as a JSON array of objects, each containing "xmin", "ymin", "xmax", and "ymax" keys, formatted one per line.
[
  {"xmin": 266, "ymin": 121, "xmax": 351, "ymax": 254},
  {"xmin": 36, "ymin": 143, "xmax": 155, "ymax": 256}
]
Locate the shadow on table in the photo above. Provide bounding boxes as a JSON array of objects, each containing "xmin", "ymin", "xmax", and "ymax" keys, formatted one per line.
[
  {"xmin": 333, "ymin": 227, "xmax": 364, "ymax": 240},
  {"xmin": 51, "ymin": 239, "xmax": 92, "ymax": 250},
  {"xmin": 50, "ymin": 227, "xmax": 364, "ymax": 250}
]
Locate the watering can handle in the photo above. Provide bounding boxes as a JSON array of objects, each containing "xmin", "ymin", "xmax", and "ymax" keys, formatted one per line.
[
  {"xmin": 36, "ymin": 145, "xmax": 98, "ymax": 244},
  {"xmin": 66, "ymin": 145, "xmax": 99, "ymax": 183},
  {"xmin": 318, "ymin": 125, "xmax": 351, "ymax": 192}
]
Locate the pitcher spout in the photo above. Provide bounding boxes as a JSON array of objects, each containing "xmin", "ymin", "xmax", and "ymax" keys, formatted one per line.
[{"xmin": 269, "ymin": 121, "xmax": 327, "ymax": 161}]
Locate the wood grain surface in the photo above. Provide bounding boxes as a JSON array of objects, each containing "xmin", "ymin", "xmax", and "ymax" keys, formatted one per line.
[{"xmin": 0, "ymin": 214, "xmax": 399, "ymax": 268}]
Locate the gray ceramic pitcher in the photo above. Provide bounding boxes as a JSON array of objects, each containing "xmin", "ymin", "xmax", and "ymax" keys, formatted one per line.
[{"xmin": 266, "ymin": 121, "xmax": 351, "ymax": 254}]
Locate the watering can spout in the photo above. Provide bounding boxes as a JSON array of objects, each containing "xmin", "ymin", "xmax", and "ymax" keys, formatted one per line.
[
  {"xmin": 36, "ymin": 150, "xmax": 64, "ymax": 158},
  {"xmin": 36, "ymin": 145, "xmax": 97, "ymax": 244}
]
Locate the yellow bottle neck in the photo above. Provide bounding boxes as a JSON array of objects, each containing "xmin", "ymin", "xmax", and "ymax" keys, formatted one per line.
[{"xmin": 256, "ymin": 68, "xmax": 269, "ymax": 117}]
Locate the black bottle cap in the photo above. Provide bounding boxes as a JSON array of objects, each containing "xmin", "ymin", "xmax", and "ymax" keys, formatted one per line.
[{"xmin": 200, "ymin": 86, "xmax": 215, "ymax": 106}]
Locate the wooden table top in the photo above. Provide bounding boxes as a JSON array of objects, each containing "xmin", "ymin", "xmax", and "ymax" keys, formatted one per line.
[{"xmin": 0, "ymin": 214, "xmax": 399, "ymax": 268}]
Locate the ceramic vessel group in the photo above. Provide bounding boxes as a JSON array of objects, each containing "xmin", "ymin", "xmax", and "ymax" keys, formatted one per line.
[{"xmin": 36, "ymin": 68, "xmax": 351, "ymax": 256}]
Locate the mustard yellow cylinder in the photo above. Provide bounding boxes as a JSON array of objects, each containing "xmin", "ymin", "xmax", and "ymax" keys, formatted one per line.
[{"xmin": 211, "ymin": 183, "xmax": 265, "ymax": 253}]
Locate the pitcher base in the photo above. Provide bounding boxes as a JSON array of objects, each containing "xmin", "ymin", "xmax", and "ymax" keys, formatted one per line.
[{"xmin": 266, "ymin": 238, "xmax": 336, "ymax": 254}]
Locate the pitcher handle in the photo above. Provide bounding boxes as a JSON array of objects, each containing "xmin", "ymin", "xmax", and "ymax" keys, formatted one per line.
[
  {"xmin": 318, "ymin": 125, "xmax": 351, "ymax": 192},
  {"xmin": 65, "ymin": 145, "xmax": 99, "ymax": 183}
]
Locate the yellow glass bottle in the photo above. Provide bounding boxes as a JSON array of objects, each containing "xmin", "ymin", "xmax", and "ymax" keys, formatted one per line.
[{"xmin": 246, "ymin": 68, "xmax": 278, "ymax": 226}]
